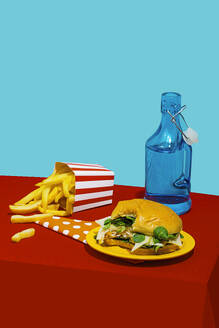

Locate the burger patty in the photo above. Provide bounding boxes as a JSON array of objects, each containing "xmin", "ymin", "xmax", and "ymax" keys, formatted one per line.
[
  {"xmin": 103, "ymin": 238, "xmax": 180, "ymax": 255},
  {"xmin": 105, "ymin": 229, "xmax": 133, "ymax": 240}
]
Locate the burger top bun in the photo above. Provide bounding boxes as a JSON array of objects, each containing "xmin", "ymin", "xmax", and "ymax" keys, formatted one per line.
[{"xmin": 111, "ymin": 199, "xmax": 182, "ymax": 236}]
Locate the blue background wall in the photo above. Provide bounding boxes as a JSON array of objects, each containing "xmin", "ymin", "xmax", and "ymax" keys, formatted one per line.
[{"xmin": 0, "ymin": 0, "xmax": 218, "ymax": 195}]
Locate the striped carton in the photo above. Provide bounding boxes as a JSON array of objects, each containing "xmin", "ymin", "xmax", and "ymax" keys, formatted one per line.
[{"xmin": 55, "ymin": 162, "xmax": 114, "ymax": 213}]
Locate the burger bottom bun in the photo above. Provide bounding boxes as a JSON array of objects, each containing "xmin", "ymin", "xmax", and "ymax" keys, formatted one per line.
[{"xmin": 104, "ymin": 238, "xmax": 180, "ymax": 255}]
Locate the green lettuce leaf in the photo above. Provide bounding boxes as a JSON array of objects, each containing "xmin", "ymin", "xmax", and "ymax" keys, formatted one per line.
[{"xmin": 133, "ymin": 233, "xmax": 145, "ymax": 243}]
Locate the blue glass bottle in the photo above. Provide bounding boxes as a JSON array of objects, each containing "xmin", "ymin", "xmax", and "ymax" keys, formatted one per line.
[{"xmin": 144, "ymin": 92, "xmax": 192, "ymax": 215}]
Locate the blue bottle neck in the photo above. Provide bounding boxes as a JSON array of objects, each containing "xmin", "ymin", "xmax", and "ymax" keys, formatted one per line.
[
  {"xmin": 160, "ymin": 92, "xmax": 182, "ymax": 132},
  {"xmin": 160, "ymin": 112, "xmax": 181, "ymax": 134}
]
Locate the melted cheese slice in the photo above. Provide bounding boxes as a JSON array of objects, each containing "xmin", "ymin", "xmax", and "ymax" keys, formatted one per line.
[
  {"xmin": 131, "ymin": 234, "xmax": 182, "ymax": 252},
  {"xmin": 131, "ymin": 236, "xmax": 164, "ymax": 253},
  {"xmin": 96, "ymin": 227, "xmax": 107, "ymax": 244}
]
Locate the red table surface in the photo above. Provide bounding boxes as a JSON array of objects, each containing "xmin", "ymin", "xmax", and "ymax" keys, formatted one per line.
[{"xmin": 0, "ymin": 176, "xmax": 218, "ymax": 328}]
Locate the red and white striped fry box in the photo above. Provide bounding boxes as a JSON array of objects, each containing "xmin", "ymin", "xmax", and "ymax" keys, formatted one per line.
[{"xmin": 55, "ymin": 162, "xmax": 115, "ymax": 213}]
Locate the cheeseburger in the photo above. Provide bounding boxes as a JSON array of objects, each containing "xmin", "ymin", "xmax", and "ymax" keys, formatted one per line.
[{"xmin": 96, "ymin": 199, "xmax": 183, "ymax": 255}]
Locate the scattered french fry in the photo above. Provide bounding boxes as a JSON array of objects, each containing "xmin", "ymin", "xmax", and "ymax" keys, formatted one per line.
[
  {"xmin": 11, "ymin": 213, "xmax": 53, "ymax": 224},
  {"xmin": 11, "ymin": 228, "xmax": 35, "ymax": 243},
  {"xmin": 9, "ymin": 201, "xmax": 41, "ymax": 214}
]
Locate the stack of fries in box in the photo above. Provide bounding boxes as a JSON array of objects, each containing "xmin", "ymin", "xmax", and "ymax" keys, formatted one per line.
[
  {"xmin": 10, "ymin": 170, "xmax": 75, "ymax": 219},
  {"xmin": 9, "ymin": 171, "xmax": 75, "ymax": 241}
]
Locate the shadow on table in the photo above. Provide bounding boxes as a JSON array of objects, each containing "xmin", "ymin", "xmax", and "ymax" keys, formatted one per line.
[{"xmin": 84, "ymin": 245, "xmax": 194, "ymax": 267}]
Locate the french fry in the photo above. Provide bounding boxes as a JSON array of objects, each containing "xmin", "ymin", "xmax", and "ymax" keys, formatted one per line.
[
  {"xmin": 66, "ymin": 195, "xmax": 74, "ymax": 215},
  {"xmin": 42, "ymin": 186, "xmax": 51, "ymax": 210},
  {"xmin": 38, "ymin": 204, "xmax": 59, "ymax": 213},
  {"xmin": 47, "ymin": 204, "xmax": 60, "ymax": 210},
  {"xmin": 44, "ymin": 210, "xmax": 68, "ymax": 216},
  {"xmin": 9, "ymin": 201, "xmax": 41, "ymax": 214},
  {"xmin": 35, "ymin": 173, "xmax": 71, "ymax": 187},
  {"xmin": 55, "ymin": 190, "xmax": 64, "ymax": 203},
  {"xmin": 14, "ymin": 188, "xmax": 42, "ymax": 205},
  {"xmin": 11, "ymin": 213, "xmax": 53, "ymax": 224},
  {"xmin": 48, "ymin": 186, "xmax": 59, "ymax": 204},
  {"xmin": 38, "ymin": 206, "xmax": 45, "ymax": 213},
  {"xmin": 33, "ymin": 186, "xmax": 44, "ymax": 201},
  {"xmin": 62, "ymin": 176, "xmax": 72, "ymax": 197},
  {"xmin": 29, "ymin": 200, "xmax": 39, "ymax": 204},
  {"xmin": 11, "ymin": 228, "xmax": 35, "ymax": 242}
]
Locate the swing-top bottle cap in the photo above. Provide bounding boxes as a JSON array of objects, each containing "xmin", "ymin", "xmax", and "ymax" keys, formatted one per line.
[{"xmin": 161, "ymin": 92, "xmax": 181, "ymax": 114}]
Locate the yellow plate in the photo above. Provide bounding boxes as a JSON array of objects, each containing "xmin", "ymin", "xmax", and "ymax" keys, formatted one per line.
[{"xmin": 86, "ymin": 227, "xmax": 195, "ymax": 261}]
